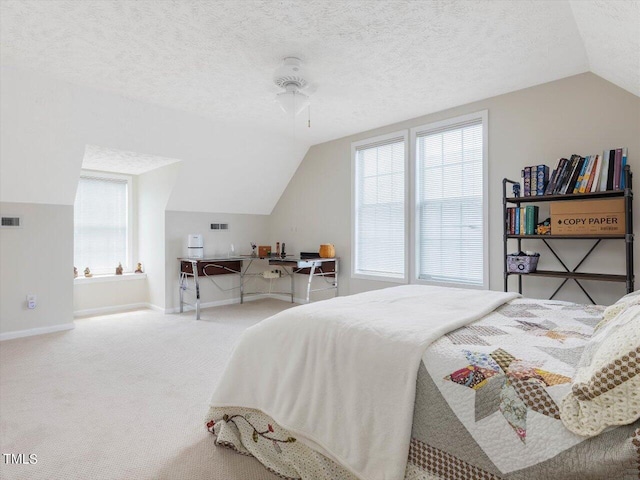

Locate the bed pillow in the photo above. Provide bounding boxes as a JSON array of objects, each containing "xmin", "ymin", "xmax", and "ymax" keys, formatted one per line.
[
  {"xmin": 560, "ymin": 299, "xmax": 640, "ymax": 437},
  {"xmin": 598, "ymin": 289, "xmax": 640, "ymax": 328}
]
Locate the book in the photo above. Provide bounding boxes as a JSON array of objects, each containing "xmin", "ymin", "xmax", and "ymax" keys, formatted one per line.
[
  {"xmin": 558, "ymin": 155, "xmax": 578, "ymax": 194},
  {"xmin": 515, "ymin": 207, "xmax": 520, "ymax": 234},
  {"xmin": 544, "ymin": 158, "xmax": 562, "ymax": 195},
  {"xmin": 551, "ymin": 158, "xmax": 569, "ymax": 194},
  {"xmin": 570, "ymin": 156, "xmax": 586, "ymax": 194},
  {"xmin": 523, "ymin": 167, "xmax": 531, "ymax": 197},
  {"xmin": 553, "ymin": 158, "xmax": 571, "ymax": 195},
  {"xmin": 525, "ymin": 205, "xmax": 538, "ymax": 235},
  {"xmin": 587, "ymin": 155, "xmax": 602, "ymax": 192},
  {"xmin": 519, "ymin": 207, "xmax": 525, "ymax": 235},
  {"xmin": 505, "ymin": 207, "xmax": 510, "ymax": 234},
  {"xmin": 614, "ymin": 148, "xmax": 623, "ymax": 190},
  {"xmin": 563, "ymin": 155, "xmax": 583, "ymax": 194},
  {"xmin": 536, "ymin": 165, "xmax": 548, "ymax": 196},
  {"xmin": 509, "ymin": 207, "xmax": 515, "ymax": 235},
  {"xmin": 531, "ymin": 166, "xmax": 537, "ymax": 196},
  {"xmin": 621, "ymin": 147, "xmax": 628, "ymax": 189},
  {"xmin": 573, "ymin": 155, "xmax": 590, "ymax": 194},
  {"xmin": 578, "ymin": 155, "xmax": 594, "ymax": 193},
  {"xmin": 586, "ymin": 155, "xmax": 600, "ymax": 193},
  {"xmin": 606, "ymin": 149, "xmax": 615, "ymax": 190},
  {"xmin": 599, "ymin": 150, "xmax": 610, "ymax": 192}
]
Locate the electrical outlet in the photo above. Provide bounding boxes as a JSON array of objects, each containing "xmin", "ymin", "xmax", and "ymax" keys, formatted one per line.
[{"xmin": 26, "ymin": 294, "xmax": 36, "ymax": 309}]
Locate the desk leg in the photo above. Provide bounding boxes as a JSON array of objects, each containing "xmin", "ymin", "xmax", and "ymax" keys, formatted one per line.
[
  {"xmin": 306, "ymin": 263, "xmax": 317, "ymax": 304},
  {"xmin": 179, "ymin": 272, "xmax": 185, "ymax": 313},
  {"xmin": 193, "ymin": 262, "xmax": 201, "ymax": 320},
  {"xmin": 290, "ymin": 267, "xmax": 294, "ymax": 303}
]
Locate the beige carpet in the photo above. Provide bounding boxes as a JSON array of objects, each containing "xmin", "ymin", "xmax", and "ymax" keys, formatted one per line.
[{"xmin": 0, "ymin": 299, "xmax": 295, "ymax": 480}]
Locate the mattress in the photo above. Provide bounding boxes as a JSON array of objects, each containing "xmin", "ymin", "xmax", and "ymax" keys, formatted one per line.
[{"xmin": 205, "ymin": 296, "xmax": 640, "ymax": 480}]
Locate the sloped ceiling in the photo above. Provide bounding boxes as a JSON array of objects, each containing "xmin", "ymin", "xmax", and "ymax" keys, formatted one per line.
[
  {"xmin": 570, "ymin": 0, "xmax": 640, "ymax": 97},
  {"xmin": 1, "ymin": 0, "xmax": 638, "ymax": 213},
  {"xmin": 82, "ymin": 145, "xmax": 181, "ymax": 175}
]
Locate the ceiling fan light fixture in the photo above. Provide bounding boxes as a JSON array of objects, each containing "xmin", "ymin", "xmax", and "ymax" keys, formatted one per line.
[
  {"xmin": 275, "ymin": 89, "xmax": 310, "ymax": 116},
  {"xmin": 274, "ymin": 56, "xmax": 311, "ymax": 117}
]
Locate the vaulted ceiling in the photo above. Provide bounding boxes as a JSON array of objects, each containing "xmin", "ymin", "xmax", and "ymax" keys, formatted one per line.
[{"xmin": 1, "ymin": 0, "xmax": 638, "ymax": 212}]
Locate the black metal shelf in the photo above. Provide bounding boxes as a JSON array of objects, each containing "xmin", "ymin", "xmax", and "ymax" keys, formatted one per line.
[
  {"xmin": 506, "ymin": 270, "xmax": 627, "ymax": 283},
  {"xmin": 505, "ymin": 189, "xmax": 625, "ymax": 204},
  {"xmin": 506, "ymin": 234, "xmax": 625, "ymax": 240},
  {"xmin": 502, "ymin": 164, "xmax": 634, "ymax": 304}
]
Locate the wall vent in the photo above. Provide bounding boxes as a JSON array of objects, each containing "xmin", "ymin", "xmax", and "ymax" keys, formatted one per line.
[
  {"xmin": 211, "ymin": 223, "xmax": 229, "ymax": 230},
  {"xmin": 1, "ymin": 216, "xmax": 21, "ymax": 228}
]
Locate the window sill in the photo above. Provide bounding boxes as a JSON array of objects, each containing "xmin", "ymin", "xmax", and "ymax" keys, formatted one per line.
[
  {"xmin": 351, "ymin": 272, "xmax": 408, "ymax": 284},
  {"xmin": 74, "ymin": 273, "xmax": 147, "ymax": 284}
]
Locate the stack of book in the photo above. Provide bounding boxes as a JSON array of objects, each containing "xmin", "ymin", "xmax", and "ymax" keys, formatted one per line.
[
  {"xmin": 522, "ymin": 165, "xmax": 550, "ymax": 196},
  {"xmin": 506, "ymin": 205, "xmax": 539, "ymax": 235},
  {"xmin": 521, "ymin": 147, "xmax": 628, "ymax": 196}
]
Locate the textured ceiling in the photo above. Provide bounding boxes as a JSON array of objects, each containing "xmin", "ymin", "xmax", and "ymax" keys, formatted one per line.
[
  {"xmin": 570, "ymin": 0, "xmax": 640, "ymax": 97},
  {"xmin": 1, "ymin": 0, "xmax": 638, "ymax": 212},
  {"xmin": 82, "ymin": 145, "xmax": 181, "ymax": 175},
  {"xmin": 1, "ymin": 0, "xmax": 599, "ymax": 143}
]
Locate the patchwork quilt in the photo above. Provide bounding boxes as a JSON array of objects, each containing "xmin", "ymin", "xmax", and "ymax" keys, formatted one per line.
[{"xmin": 206, "ymin": 298, "xmax": 640, "ymax": 480}]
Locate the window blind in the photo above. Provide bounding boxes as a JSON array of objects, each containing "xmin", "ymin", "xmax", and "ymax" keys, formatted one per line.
[
  {"xmin": 354, "ymin": 137, "xmax": 405, "ymax": 279},
  {"xmin": 74, "ymin": 176, "xmax": 129, "ymax": 275},
  {"xmin": 416, "ymin": 119, "xmax": 484, "ymax": 285}
]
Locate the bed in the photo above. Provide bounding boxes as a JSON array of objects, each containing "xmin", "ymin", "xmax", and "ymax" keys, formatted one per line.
[{"xmin": 205, "ymin": 285, "xmax": 640, "ymax": 480}]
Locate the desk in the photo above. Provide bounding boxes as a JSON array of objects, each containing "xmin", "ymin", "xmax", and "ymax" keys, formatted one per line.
[{"xmin": 178, "ymin": 256, "xmax": 339, "ymax": 319}]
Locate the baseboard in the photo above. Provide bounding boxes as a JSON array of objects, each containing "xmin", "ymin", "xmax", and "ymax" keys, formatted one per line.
[
  {"xmin": 74, "ymin": 302, "xmax": 150, "ymax": 318},
  {"xmin": 0, "ymin": 322, "xmax": 75, "ymax": 341},
  {"xmin": 146, "ymin": 303, "xmax": 165, "ymax": 313},
  {"xmin": 265, "ymin": 293, "xmax": 307, "ymax": 305},
  {"xmin": 166, "ymin": 293, "xmax": 306, "ymax": 314}
]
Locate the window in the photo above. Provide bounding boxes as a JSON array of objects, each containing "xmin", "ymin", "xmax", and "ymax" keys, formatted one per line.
[
  {"xmin": 74, "ymin": 173, "xmax": 132, "ymax": 275},
  {"xmin": 413, "ymin": 112, "xmax": 487, "ymax": 287},
  {"xmin": 352, "ymin": 132, "xmax": 407, "ymax": 281},
  {"xmin": 351, "ymin": 112, "xmax": 487, "ymax": 288}
]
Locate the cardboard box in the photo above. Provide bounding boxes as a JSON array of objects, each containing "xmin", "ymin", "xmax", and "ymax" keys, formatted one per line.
[
  {"xmin": 551, "ymin": 198, "xmax": 625, "ymax": 235},
  {"xmin": 258, "ymin": 245, "xmax": 272, "ymax": 257}
]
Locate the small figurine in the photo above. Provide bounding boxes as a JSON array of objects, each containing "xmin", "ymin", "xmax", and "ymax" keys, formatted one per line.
[
  {"xmin": 281, "ymin": 242, "xmax": 286, "ymax": 258},
  {"xmin": 84, "ymin": 267, "xmax": 93, "ymax": 278},
  {"xmin": 276, "ymin": 242, "xmax": 280, "ymax": 256},
  {"xmin": 135, "ymin": 262, "xmax": 143, "ymax": 273},
  {"xmin": 115, "ymin": 263, "xmax": 123, "ymax": 275},
  {"xmin": 74, "ymin": 266, "xmax": 78, "ymax": 278},
  {"xmin": 512, "ymin": 183, "xmax": 521, "ymax": 198},
  {"xmin": 250, "ymin": 242, "xmax": 257, "ymax": 258}
]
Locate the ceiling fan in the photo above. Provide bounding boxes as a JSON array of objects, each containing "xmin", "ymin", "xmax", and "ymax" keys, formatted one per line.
[{"xmin": 273, "ymin": 57, "xmax": 315, "ymax": 117}]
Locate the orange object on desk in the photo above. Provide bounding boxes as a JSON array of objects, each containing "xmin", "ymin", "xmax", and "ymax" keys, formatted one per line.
[{"xmin": 319, "ymin": 244, "xmax": 335, "ymax": 258}]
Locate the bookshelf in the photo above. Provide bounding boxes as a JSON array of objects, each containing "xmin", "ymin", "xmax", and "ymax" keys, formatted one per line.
[{"xmin": 502, "ymin": 165, "xmax": 633, "ymax": 304}]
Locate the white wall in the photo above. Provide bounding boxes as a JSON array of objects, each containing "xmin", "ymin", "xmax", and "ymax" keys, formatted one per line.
[
  {"xmin": 270, "ymin": 73, "xmax": 640, "ymax": 306},
  {"xmin": 0, "ymin": 202, "xmax": 74, "ymax": 337},
  {"xmin": 73, "ymin": 276, "xmax": 149, "ymax": 316},
  {"xmin": 139, "ymin": 163, "xmax": 182, "ymax": 310},
  {"xmin": 164, "ymin": 211, "xmax": 272, "ymax": 312},
  {"xmin": 2, "ymin": 70, "xmax": 638, "ymax": 337},
  {"xmin": 0, "ymin": 65, "xmax": 305, "ymax": 214}
]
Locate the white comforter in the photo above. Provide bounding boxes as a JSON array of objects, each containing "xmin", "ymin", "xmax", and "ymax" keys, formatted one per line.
[{"xmin": 209, "ymin": 285, "xmax": 518, "ymax": 480}]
